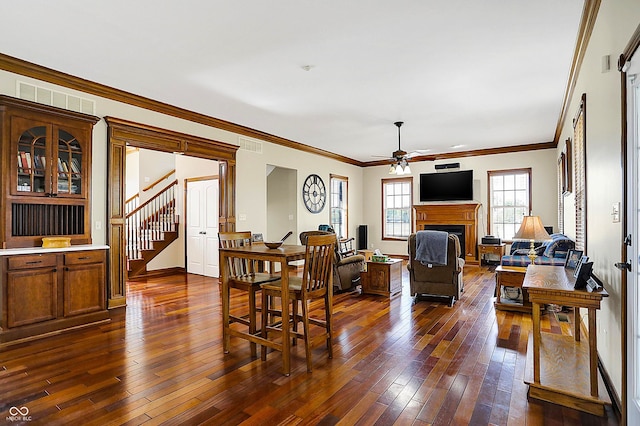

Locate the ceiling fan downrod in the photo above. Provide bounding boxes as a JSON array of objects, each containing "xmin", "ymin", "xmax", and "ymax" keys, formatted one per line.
[{"xmin": 394, "ymin": 121, "xmax": 403, "ymax": 151}]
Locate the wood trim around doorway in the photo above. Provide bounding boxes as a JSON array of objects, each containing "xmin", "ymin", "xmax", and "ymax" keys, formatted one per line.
[{"xmin": 105, "ymin": 117, "xmax": 238, "ymax": 309}]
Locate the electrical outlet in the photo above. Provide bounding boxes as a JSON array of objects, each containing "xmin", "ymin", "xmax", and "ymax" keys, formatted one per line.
[
  {"xmin": 612, "ymin": 202, "xmax": 620, "ymax": 223},
  {"xmin": 238, "ymin": 214, "xmax": 247, "ymax": 221}
]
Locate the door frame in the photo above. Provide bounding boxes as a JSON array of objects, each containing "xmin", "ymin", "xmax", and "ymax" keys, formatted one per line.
[
  {"xmin": 619, "ymin": 23, "xmax": 640, "ymax": 426},
  {"xmin": 184, "ymin": 175, "xmax": 219, "ymax": 276},
  {"xmin": 105, "ymin": 117, "xmax": 238, "ymax": 309}
]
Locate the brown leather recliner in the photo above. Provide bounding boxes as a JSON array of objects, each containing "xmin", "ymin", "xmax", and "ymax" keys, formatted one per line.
[
  {"xmin": 299, "ymin": 231, "xmax": 365, "ymax": 291},
  {"xmin": 407, "ymin": 233, "xmax": 464, "ymax": 306}
]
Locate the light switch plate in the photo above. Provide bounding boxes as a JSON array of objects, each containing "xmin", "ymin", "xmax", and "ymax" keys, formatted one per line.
[{"xmin": 612, "ymin": 202, "xmax": 620, "ymax": 223}]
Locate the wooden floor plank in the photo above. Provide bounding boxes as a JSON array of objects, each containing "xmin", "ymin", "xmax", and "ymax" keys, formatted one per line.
[{"xmin": 0, "ymin": 265, "xmax": 619, "ymax": 425}]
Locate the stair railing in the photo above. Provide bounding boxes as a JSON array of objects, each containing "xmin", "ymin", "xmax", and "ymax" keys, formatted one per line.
[
  {"xmin": 125, "ymin": 193, "xmax": 140, "ymax": 215},
  {"xmin": 126, "ymin": 179, "xmax": 178, "ymax": 261}
]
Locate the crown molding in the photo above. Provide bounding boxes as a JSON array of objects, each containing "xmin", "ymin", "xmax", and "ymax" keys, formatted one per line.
[
  {"xmin": 553, "ymin": 0, "xmax": 601, "ymax": 145},
  {"xmin": 363, "ymin": 141, "xmax": 556, "ymax": 167},
  {"xmin": 0, "ymin": 52, "xmax": 560, "ymax": 167},
  {"xmin": 0, "ymin": 53, "xmax": 362, "ymax": 166}
]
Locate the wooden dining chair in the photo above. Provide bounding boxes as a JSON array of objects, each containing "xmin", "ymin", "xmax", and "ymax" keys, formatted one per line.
[
  {"xmin": 218, "ymin": 231, "xmax": 279, "ymax": 357},
  {"xmin": 260, "ymin": 233, "xmax": 335, "ymax": 372}
]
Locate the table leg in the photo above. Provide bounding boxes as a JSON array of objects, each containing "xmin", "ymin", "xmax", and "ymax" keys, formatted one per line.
[
  {"xmin": 588, "ymin": 308, "xmax": 598, "ymax": 397},
  {"xmin": 281, "ymin": 259, "xmax": 290, "ymax": 376},
  {"xmin": 221, "ymin": 253, "xmax": 230, "ymax": 354},
  {"xmin": 532, "ymin": 301, "xmax": 541, "ymax": 384}
]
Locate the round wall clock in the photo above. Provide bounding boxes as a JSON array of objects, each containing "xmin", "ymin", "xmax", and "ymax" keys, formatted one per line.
[{"xmin": 302, "ymin": 174, "xmax": 326, "ymax": 213}]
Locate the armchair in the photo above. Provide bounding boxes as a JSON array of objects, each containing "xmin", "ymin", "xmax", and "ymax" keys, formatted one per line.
[
  {"xmin": 299, "ymin": 231, "xmax": 365, "ymax": 292},
  {"xmin": 407, "ymin": 233, "xmax": 464, "ymax": 306}
]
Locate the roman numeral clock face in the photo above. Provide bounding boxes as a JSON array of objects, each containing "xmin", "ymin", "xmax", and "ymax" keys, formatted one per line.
[{"xmin": 302, "ymin": 174, "xmax": 326, "ymax": 213}]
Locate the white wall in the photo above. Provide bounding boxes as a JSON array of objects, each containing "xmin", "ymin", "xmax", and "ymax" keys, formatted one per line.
[
  {"xmin": 234, "ymin": 140, "xmax": 365, "ymax": 244},
  {"xmin": 362, "ymin": 149, "xmax": 558, "ymax": 256},
  {"xmin": 137, "ymin": 149, "xmax": 175, "ymax": 204},
  {"xmin": 125, "ymin": 149, "xmax": 139, "ymax": 200},
  {"xmin": 557, "ymin": 0, "xmax": 640, "ymax": 399},
  {"xmin": 266, "ymin": 166, "xmax": 297, "ymax": 243}
]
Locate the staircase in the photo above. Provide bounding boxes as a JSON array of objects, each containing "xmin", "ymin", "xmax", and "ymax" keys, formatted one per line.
[{"xmin": 126, "ymin": 179, "xmax": 179, "ymax": 278}]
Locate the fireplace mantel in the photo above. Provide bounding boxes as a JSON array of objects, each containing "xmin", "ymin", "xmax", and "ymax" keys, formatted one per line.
[{"xmin": 414, "ymin": 203, "xmax": 480, "ymax": 265}]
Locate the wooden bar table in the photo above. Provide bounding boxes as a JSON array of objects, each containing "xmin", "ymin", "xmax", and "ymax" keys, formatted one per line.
[
  {"xmin": 522, "ymin": 265, "xmax": 610, "ymax": 416},
  {"xmin": 219, "ymin": 243, "xmax": 306, "ymax": 376}
]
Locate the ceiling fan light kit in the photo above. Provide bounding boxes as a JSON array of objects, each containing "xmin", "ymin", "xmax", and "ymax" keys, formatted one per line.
[{"xmin": 389, "ymin": 121, "xmax": 412, "ymax": 175}]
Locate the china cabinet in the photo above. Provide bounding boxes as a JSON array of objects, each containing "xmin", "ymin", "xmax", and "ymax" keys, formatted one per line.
[{"xmin": 0, "ymin": 95, "xmax": 99, "ymax": 248}]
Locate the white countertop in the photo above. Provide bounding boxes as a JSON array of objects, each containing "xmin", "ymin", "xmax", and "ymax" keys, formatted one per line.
[{"xmin": 0, "ymin": 244, "xmax": 109, "ymax": 256}]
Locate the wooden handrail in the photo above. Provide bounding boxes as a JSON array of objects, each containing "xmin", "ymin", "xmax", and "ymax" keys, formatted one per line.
[
  {"xmin": 125, "ymin": 193, "xmax": 139, "ymax": 205},
  {"xmin": 142, "ymin": 169, "xmax": 176, "ymax": 192},
  {"xmin": 127, "ymin": 179, "xmax": 178, "ymax": 218}
]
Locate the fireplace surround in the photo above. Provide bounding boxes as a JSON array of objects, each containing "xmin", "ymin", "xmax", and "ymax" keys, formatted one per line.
[{"xmin": 414, "ymin": 203, "xmax": 480, "ymax": 265}]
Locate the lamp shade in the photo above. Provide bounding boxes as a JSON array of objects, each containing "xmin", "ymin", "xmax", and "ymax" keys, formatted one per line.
[{"xmin": 513, "ymin": 216, "xmax": 550, "ymax": 241}]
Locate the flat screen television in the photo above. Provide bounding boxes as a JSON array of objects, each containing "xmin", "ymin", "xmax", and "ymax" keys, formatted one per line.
[{"xmin": 419, "ymin": 170, "xmax": 473, "ymax": 202}]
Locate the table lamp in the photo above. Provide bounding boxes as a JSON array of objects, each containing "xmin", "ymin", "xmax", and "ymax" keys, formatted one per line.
[{"xmin": 512, "ymin": 216, "xmax": 551, "ymax": 264}]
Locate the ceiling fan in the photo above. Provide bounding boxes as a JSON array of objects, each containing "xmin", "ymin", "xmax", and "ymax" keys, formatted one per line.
[{"xmin": 376, "ymin": 121, "xmax": 431, "ymax": 175}]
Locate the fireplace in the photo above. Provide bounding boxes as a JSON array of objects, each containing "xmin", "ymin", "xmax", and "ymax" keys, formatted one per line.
[
  {"xmin": 422, "ymin": 224, "xmax": 465, "ymax": 258},
  {"xmin": 414, "ymin": 203, "xmax": 480, "ymax": 265}
]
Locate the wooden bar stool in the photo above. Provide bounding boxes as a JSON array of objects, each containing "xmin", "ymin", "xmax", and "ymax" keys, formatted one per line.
[
  {"xmin": 218, "ymin": 231, "xmax": 279, "ymax": 357},
  {"xmin": 261, "ymin": 234, "xmax": 335, "ymax": 372}
]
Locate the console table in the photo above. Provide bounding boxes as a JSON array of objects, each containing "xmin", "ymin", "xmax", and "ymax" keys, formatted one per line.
[{"xmin": 522, "ymin": 265, "xmax": 610, "ymax": 416}]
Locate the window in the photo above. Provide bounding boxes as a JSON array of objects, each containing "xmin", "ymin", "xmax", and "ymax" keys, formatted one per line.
[
  {"xmin": 573, "ymin": 94, "xmax": 587, "ymax": 252},
  {"xmin": 488, "ymin": 169, "xmax": 532, "ymax": 240},
  {"xmin": 330, "ymin": 175, "xmax": 348, "ymax": 239},
  {"xmin": 382, "ymin": 177, "xmax": 413, "ymax": 239}
]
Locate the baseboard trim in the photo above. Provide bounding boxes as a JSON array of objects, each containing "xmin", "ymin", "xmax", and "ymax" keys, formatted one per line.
[
  {"xmin": 580, "ymin": 319, "xmax": 622, "ymax": 422},
  {"xmin": 598, "ymin": 355, "xmax": 622, "ymax": 423},
  {"xmin": 129, "ymin": 267, "xmax": 186, "ymax": 281}
]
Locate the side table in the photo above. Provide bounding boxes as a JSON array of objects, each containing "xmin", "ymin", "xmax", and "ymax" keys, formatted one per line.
[
  {"xmin": 360, "ymin": 258, "xmax": 402, "ymax": 297},
  {"xmin": 478, "ymin": 243, "xmax": 506, "ymax": 265},
  {"xmin": 494, "ymin": 265, "xmax": 531, "ymax": 313}
]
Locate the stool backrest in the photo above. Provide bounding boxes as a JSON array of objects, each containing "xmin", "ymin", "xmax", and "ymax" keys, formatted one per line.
[
  {"xmin": 218, "ymin": 231, "xmax": 255, "ymax": 277},
  {"xmin": 302, "ymin": 234, "xmax": 336, "ymax": 295}
]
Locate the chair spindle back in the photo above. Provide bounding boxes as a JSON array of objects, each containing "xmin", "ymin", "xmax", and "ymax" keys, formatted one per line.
[{"xmin": 302, "ymin": 234, "xmax": 335, "ymax": 294}]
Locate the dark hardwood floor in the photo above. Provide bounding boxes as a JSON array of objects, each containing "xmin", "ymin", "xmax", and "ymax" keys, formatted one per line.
[{"xmin": 0, "ymin": 264, "xmax": 619, "ymax": 425}]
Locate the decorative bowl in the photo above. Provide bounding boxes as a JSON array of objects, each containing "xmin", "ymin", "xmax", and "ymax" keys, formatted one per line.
[{"xmin": 264, "ymin": 241, "xmax": 283, "ymax": 249}]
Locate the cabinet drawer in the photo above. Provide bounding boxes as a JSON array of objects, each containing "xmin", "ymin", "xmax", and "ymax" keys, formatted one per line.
[
  {"xmin": 8, "ymin": 254, "xmax": 57, "ymax": 270},
  {"xmin": 65, "ymin": 250, "xmax": 104, "ymax": 265}
]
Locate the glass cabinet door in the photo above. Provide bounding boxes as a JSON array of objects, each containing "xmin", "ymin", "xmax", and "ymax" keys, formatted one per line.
[
  {"xmin": 16, "ymin": 126, "xmax": 48, "ymax": 194},
  {"xmin": 55, "ymin": 129, "xmax": 83, "ymax": 195}
]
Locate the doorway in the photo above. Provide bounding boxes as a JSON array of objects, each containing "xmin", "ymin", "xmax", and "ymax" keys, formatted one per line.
[
  {"xmin": 186, "ymin": 177, "xmax": 219, "ymax": 277},
  {"xmin": 266, "ymin": 165, "xmax": 297, "ymax": 243},
  {"xmin": 625, "ymin": 52, "xmax": 640, "ymax": 424},
  {"xmin": 106, "ymin": 117, "xmax": 238, "ymax": 308}
]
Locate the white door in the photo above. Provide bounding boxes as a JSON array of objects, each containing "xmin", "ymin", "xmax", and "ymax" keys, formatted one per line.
[
  {"xmin": 626, "ymin": 55, "xmax": 640, "ymax": 424},
  {"xmin": 186, "ymin": 179, "xmax": 219, "ymax": 277}
]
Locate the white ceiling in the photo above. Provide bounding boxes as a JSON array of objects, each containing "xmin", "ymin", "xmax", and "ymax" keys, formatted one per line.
[{"xmin": 0, "ymin": 0, "xmax": 584, "ymax": 163}]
